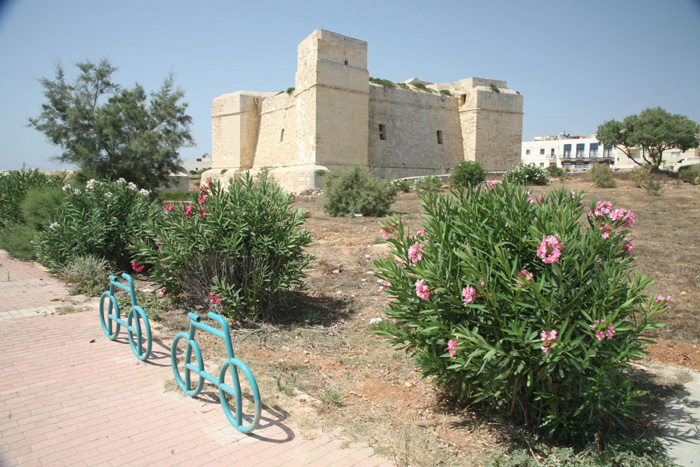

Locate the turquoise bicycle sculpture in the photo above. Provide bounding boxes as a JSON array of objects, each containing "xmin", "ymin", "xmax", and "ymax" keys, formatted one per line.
[
  {"xmin": 99, "ymin": 273, "xmax": 152, "ymax": 361},
  {"xmin": 171, "ymin": 312, "xmax": 261, "ymax": 434}
]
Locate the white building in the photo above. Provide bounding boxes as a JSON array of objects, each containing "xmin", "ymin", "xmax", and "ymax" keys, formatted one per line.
[{"xmin": 522, "ymin": 133, "xmax": 700, "ymax": 171}]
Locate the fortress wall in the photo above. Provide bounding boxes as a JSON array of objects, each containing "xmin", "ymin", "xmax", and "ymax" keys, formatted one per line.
[
  {"xmin": 253, "ymin": 92, "xmax": 297, "ymax": 168},
  {"xmin": 368, "ymin": 85, "xmax": 463, "ymax": 178},
  {"xmin": 461, "ymin": 87, "xmax": 523, "ymax": 171}
]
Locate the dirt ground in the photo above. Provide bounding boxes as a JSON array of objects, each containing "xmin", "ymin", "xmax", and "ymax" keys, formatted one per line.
[{"xmin": 148, "ymin": 174, "xmax": 700, "ymax": 465}]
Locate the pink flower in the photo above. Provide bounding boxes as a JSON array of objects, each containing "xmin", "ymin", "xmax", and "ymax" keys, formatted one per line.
[
  {"xmin": 158, "ymin": 288, "xmax": 167, "ymax": 297},
  {"xmin": 198, "ymin": 198, "xmax": 206, "ymax": 205},
  {"xmin": 209, "ymin": 292, "xmax": 222, "ymax": 304},
  {"xmin": 595, "ymin": 330, "xmax": 605, "ymax": 341},
  {"xmin": 622, "ymin": 242, "xmax": 633, "ymax": 257},
  {"xmin": 462, "ymin": 285, "xmax": 476, "ymax": 305},
  {"xmin": 609, "ymin": 208, "xmax": 635, "ymax": 228},
  {"xmin": 606, "ymin": 324, "xmax": 616, "ymax": 340},
  {"xmin": 591, "ymin": 319, "xmax": 615, "ymax": 341},
  {"xmin": 517, "ymin": 269, "xmax": 534, "ymax": 281},
  {"xmin": 380, "ymin": 229, "xmax": 389, "ymax": 239},
  {"xmin": 593, "ymin": 201, "xmax": 613, "ymax": 217},
  {"xmin": 447, "ymin": 339, "xmax": 459, "ymax": 358},
  {"xmin": 654, "ymin": 295, "xmax": 672, "ymax": 310},
  {"xmin": 540, "ymin": 329, "xmax": 557, "ymax": 354},
  {"xmin": 601, "ymin": 233, "xmax": 610, "ymax": 239},
  {"xmin": 131, "ymin": 262, "xmax": 145, "ymax": 272},
  {"xmin": 415, "ymin": 279, "xmax": 430, "ymax": 301},
  {"xmin": 183, "ymin": 205, "xmax": 195, "ymax": 216},
  {"xmin": 537, "ymin": 235, "xmax": 564, "ymax": 264},
  {"xmin": 416, "ymin": 230, "xmax": 425, "ymax": 237},
  {"xmin": 165, "ymin": 204, "xmax": 174, "ymax": 212},
  {"xmin": 379, "ymin": 280, "xmax": 391, "ymax": 292},
  {"xmin": 408, "ymin": 242, "xmax": 425, "ymax": 266}
]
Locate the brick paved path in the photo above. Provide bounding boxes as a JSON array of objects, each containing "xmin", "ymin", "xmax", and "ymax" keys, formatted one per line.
[{"xmin": 0, "ymin": 253, "xmax": 390, "ymax": 466}]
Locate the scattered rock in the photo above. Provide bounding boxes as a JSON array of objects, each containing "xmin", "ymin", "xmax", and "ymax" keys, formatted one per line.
[
  {"xmin": 369, "ymin": 318, "xmax": 383, "ymax": 325},
  {"xmin": 332, "ymin": 269, "xmax": 340, "ymax": 274}
]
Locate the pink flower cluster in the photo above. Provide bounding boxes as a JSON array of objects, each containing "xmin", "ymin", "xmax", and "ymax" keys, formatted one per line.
[
  {"xmin": 462, "ymin": 285, "xmax": 477, "ymax": 305},
  {"xmin": 415, "ymin": 279, "xmax": 431, "ymax": 301},
  {"xmin": 379, "ymin": 221, "xmax": 400, "ymax": 239},
  {"xmin": 165, "ymin": 204, "xmax": 174, "ymax": 212},
  {"xmin": 655, "ymin": 295, "xmax": 672, "ymax": 310},
  {"xmin": 537, "ymin": 235, "xmax": 564, "ymax": 264},
  {"xmin": 379, "ymin": 280, "xmax": 391, "ymax": 292},
  {"xmin": 209, "ymin": 292, "xmax": 222, "ymax": 304},
  {"xmin": 598, "ymin": 224, "xmax": 612, "ymax": 239},
  {"xmin": 131, "ymin": 262, "xmax": 145, "ymax": 273},
  {"xmin": 540, "ymin": 329, "xmax": 557, "ymax": 354},
  {"xmin": 609, "ymin": 208, "xmax": 635, "ymax": 229},
  {"xmin": 158, "ymin": 288, "xmax": 167, "ymax": 297},
  {"xmin": 447, "ymin": 338, "xmax": 459, "ymax": 358},
  {"xmin": 408, "ymin": 242, "xmax": 425, "ymax": 266},
  {"xmin": 622, "ymin": 241, "xmax": 634, "ymax": 257},
  {"xmin": 590, "ymin": 319, "xmax": 615, "ymax": 341},
  {"xmin": 516, "ymin": 269, "xmax": 533, "ymax": 288},
  {"xmin": 590, "ymin": 201, "xmax": 613, "ymax": 218},
  {"xmin": 183, "ymin": 205, "xmax": 195, "ymax": 216}
]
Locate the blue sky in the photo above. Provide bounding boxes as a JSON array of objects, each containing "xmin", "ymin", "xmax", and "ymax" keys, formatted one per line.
[{"xmin": 1, "ymin": 0, "xmax": 699, "ymax": 171}]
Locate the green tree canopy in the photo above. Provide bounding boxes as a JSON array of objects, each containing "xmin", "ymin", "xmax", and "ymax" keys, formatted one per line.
[
  {"xmin": 29, "ymin": 59, "xmax": 194, "ymax": 190},
  {"xmin": 597, "ymin": 107, "xmax": 699, "ymax": 170}
]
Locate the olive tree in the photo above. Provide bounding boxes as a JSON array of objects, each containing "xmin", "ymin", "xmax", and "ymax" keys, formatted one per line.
[{"xmin": 597, "ymin": 107, "xmax": 699, "ymax": 171}]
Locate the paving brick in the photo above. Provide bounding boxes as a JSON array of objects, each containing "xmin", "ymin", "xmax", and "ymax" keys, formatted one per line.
[{"xmin": 0, "ymin": 252, "xmax": 392, "ymax": 466}]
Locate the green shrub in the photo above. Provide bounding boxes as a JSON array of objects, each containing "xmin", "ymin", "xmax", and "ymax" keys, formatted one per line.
[
  {"xmin": 157, "ymin": 190, "xmax": 190, "ymax": 201},
  {"xmin": 131, "ymin": 175, "xmax": 313, "ymax": 321},
  {"xmin": 396, "ymin": 82, "xmax": 409, "ymax": 90},
  {"xmin": 322, "ymin": 165, "xmax": 398, "ymax": 217},
  {"xmin": 392, "ymin": 178, "xmax": 413, "ymax": 193},
  {"xmin": 503, "ymin": 164, "xmax": 548, "ymax": 186},
  {"xmin": 546, "ymin": 165, "xmax": 564, "ymax": 177},
  {"xmin": 60, "ymin": 255, "xmax": 110, "ymax": 296},
  {"xmin": 0, "ymin": 224, "xmax": 37, "ymax": 260},
  {"xmin": 0, "ymin": 170, "xmax": 65, "ymax": 229},
  {"xmin": 629, "ymin": 166, "xmax": 651, "ymax": 188},
  {"xmin": 587, "ymin": 163, "xmax": 617, "ymax": 188},
  {"xmin": 490, "ymin": 84, "xmax": 500, "ymax": 93},
  {"xmin": 450, "ymin": 161, "xmax": 486, "ymax": 188},
  {"xmin": 439, "ymin": 89, "xmax": 452, "ymax": 96},
  {"xmin": 413, "ymin": 175, "xmax": 443, "ymax": 194},
  {"xmin": 21, "ymin": 186, "xmax": 67, "ymax": 232},
  {"xmin": 35, "ymin": 178, "xmax": 156, "ymax": 271},
  {"xmin": 370, "ymin": 77, "xmax": 396, "ymax": 88},
  {"xmin": 373, "ymin": 182, "xmax": 666, "ymax": 443},
  {"xmin": 412, "ymin": 82, "xmax": 433, "ymax": 93},
  {"xmin": 678, "ymin": 164, "xmax": 700, "ymax": 185},
  {"xmin": 0, "ymin": 181, "xmax": 67, "ymax": 260}
]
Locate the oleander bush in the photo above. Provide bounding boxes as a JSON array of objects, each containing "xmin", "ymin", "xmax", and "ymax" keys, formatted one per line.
[
  {"xmin": 322, "ymin": 165, "xmax": 398, "ymax": 217},
  {"xmin": 413, "ymin": 175, "xmax": 443, "ymax": 194},
  {"xmin": 130, "ymin": 175, "xmax": 313, "ymax": 321},
  {"xmin": 546, "ymin": 165, "xmax": 564, "ymax": 177},
  {"xmin": 450, "ymin": 161, "xmax": 486, "ymax": 188},
  {"xmin": 504, "ymin": 164, "xmax": 548, "ymax": 186},
  {"xmin": 392, "ymin": 178, "xmax": 413, "ymax": 193},
  {"xmin": 373, "ymin": 182, "xmax": 667, "ymax": 443},
  {"xmin": 588, "ymin": 163, "xmax": 617, "ymax": 188},
  {"xmin": 35, "ymin": 178, "xmax": 156, "ymax": 270}
]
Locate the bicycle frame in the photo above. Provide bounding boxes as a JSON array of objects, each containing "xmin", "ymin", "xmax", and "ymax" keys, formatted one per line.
[{"xmin": 171, "ymin": 311, "xmax": 261, "ymax": 433}]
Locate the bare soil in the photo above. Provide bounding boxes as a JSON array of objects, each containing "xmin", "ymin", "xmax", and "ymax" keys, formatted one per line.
[{"xmin": 147, "ymin": 175, "xmax": 700, "ymax": 465}]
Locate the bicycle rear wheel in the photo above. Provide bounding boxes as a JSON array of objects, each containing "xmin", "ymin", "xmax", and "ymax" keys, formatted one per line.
[
  {"xmin": 127, "ymin": 306, "xmax": 152, "ymax": 361},
  {"xmin": 99, "ymin": 292, "xmax": 120, "ymax": 339},
  {"xmin": 171, "ymin": 333, "xmax": 204, "ymax": 397}
]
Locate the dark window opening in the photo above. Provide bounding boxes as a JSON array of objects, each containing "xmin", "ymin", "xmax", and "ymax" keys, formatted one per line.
[
  {"xmin": 461, "ymin": 95, "xmax": 466, "ymax": 105},
  {"xmin": 576, "ymin": 143, "xmax": 585, "ymax": 158},
  {"xmin": 437, "ymin": 130, "xmax": 443, "ymax": 144},
  {"xmin": 279, "ymin": 128, "xmax": 285, "ymax": 143},
  {"xmin": 344, "ymin": 60, "xmax": 348, "ymax": 66},
  {"xmin": 378, "ymin": 124, "xmax": 386, "ymax": 140},
  {"xmin": 540, "ymin": 148, "xmax": 545, "ymax": 155}
]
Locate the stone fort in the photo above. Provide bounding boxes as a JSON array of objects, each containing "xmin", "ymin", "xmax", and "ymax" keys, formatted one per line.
[{"xmin": 203, "ymin": 29, "xmax": 523, "ymax": 192}]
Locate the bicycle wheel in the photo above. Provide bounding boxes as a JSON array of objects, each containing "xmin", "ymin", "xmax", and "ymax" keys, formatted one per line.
[
  {"xmin": 99, "ymin": 292, "xmax": 120, "ymax": 339},
  {"xmin": 218, "ymin": 358, "xmax": 261, "ymax": 433},
  {"xmin": 127, "ymin": 306, "xmax": 152, "ymax": 361},
  {"xmin": 170, "ymin": 333, "xmax": 204, "ymax": 397}
]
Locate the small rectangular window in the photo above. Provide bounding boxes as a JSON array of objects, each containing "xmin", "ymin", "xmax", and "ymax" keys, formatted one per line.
[
  {"xmin": 437, "ymin": 130, "xmax": 443, "ymax": 145},
  {"xmin": 526, "ymin": 149, "xmax": 531, "ymax": 155},
  {"xmin": 378, "ymin": 124, "xmax": 386, "ymax": 140},
  {"xmin": 344, "ymin": 60, "xmax": 349, "ymax": 66},
  {"xmin": 540, "ymin": 148, "xmax": 545, "ymax": 155},
  {"xmin": 551, "ymin": 148, "xmax": 555, "ymax": 156}
]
